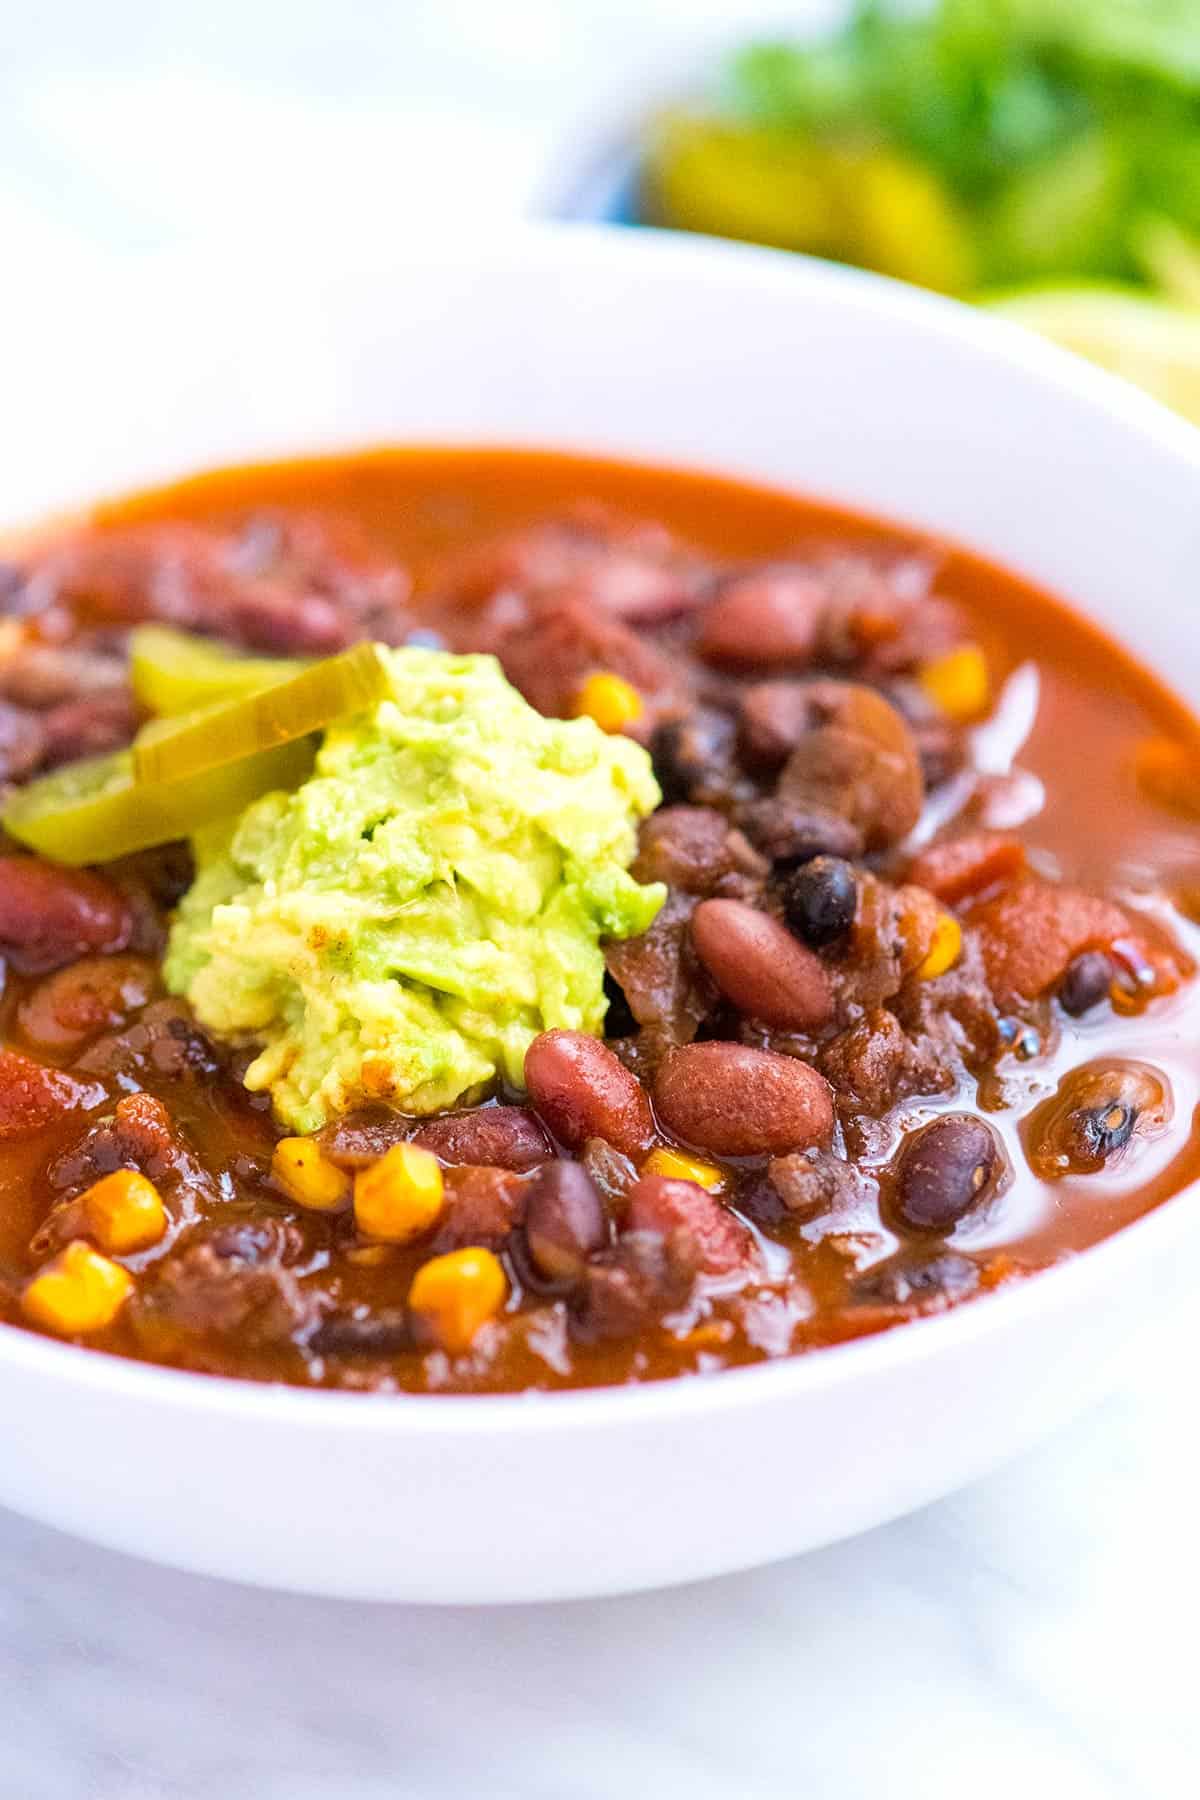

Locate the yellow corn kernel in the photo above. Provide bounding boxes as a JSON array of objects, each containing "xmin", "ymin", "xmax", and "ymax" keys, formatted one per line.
[
  {"xmin": 408, "ymin": 1247, "xmax": 508, "ymax": 1354},
  {"xmin": 21, "ymin": 1241, "xmax": 134, "ymax": 1335},
  {"xmin": 571, "ymin": 671, "xmax": 644, "ymax": 734},
  {"xmin": 354, "ymin": 1143, "xmax": 444, "ymax": 1243},
  {"xmin": 919, "ymin": 644, "xmax": 989, "ymax": 721},
  {"xmin": 272, "ymin": 1137, "xmax": 352, "ymax": 1212},
  {"xmin": 80, "ymin": 1168, "xmax": 167, "ymax": 1254},
  {"xmin": 641, "ymin": 1146, "xmax": 725, "ymax": 1191},
  {"xmin": 916, "ymin": 911, "xmax": 963, "ymax": 980}
]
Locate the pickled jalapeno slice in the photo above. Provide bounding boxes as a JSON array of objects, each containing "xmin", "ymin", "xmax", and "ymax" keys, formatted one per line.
[
  {"xmin": 132, "ymin": 641, "xmax": 389, "ymax": 784},
  {"xmin": 129, "ymin": 624, "xmax": 310, "ymax": 717},
  {"xmin": 2, "ymin": 737, "xmax": 316, "ymax": 864}
]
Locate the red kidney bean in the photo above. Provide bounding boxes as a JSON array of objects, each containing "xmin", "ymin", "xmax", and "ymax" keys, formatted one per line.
[
  {"xmin": 698, "ymin": 570, "xmax": 825, "ymax": 668},
  {"xmin": 410, "ymin": 1105, "xmax": 553, "ymax": 1172},
  {"xmin": 892, "ymin": 1115, "xmax": 1001, "ymax": 1233},
  {"xmin": 690, "ymin": 898, "xmax": 834, "ymax": 1031},
  {"xmin": 626, "ymin": 1174, "xmax": 753, "ymax": 1278},
  {"xmin": 524, "ymin": 1029, "xmax": 655, "ymax": 1159},
  {"xmin": 17, "ymin": 953, "xmax": 159, "ymax": 1053},
  {"xmin": 654, "ymin": 1043, "xmax": 834, "ymax": 1157},
  {"xmin": 523, "ymin": 1161, "xmax": 607, "ymax": 1286},
  {"xmin": 0, "ymin": 856, "xmax": 132, "ymax": 975},
  {"xmin": 778, "ymin": 680, "xmax": 924, "ymax": 851}
]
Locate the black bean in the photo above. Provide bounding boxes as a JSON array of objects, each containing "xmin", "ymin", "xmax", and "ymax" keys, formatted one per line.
[
  {"xmin": 603, "ymin": 969, "xmax": 638, "ymax": 1038},
  {"xmin": 649, "ymin": 708, "xmax": 734, "ymax": 805},
  {"xmin": 892, "ymin": 1115, "xmax": 1000, "ymax": 1234},
  {"xmin": 735, "ymin": 797, "xmax": 864, "ymax": 868},
  {"xmin": 1059, "ymin": 951, "xmax": 1113, "ymax": 1017},
  {"xmin": 522, "ymin": 1161, "xmax": 607, "ymax": 1287},
  {"xmin": 854, "ymin": 1251, "xmax": 979, "ymax": 1308},
  {"xmin": 1071, "ymin": 1101, "xmax": 1137, "ymax": 1163},
  {"xmin": 310, "ymin": 1309, "xmax": 412, "ymax": 1356},
  {"xmin": 783, "ymin": 855, "xmax": 858, "ymax": 948},
  {"xmin": 1026, "ymin": 1062, "xmax": 1168, "ymax": 1179}
]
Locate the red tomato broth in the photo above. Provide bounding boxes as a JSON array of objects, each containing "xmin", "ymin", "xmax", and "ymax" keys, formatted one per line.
[{"xmin": 0, "ymin": 446, "xmax": 1195, "ymax": 1391}]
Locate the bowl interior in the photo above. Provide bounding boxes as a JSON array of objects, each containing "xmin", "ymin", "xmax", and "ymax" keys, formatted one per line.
[
  {"xmin": 2, "ymin": 225, "xmax": 1200, "ymax": 1598},
  {"xmin": 5, "ymin": 225, "xmax": 1199, "ymax": 701}
]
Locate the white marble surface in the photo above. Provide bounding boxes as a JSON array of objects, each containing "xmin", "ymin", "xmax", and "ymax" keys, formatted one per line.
[
  {"xmin": 2, "ymin": 4, "xmax": 1199, "ymax": 1794},
  {"xmin": 3, "ymin": 1292, "xmax": 1198, "ymax": 1800}
]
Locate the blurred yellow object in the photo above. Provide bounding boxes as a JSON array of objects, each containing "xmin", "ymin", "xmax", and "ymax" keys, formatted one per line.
[
  {"xmin": 919, "ymin": 644, "xmax": 990, "ymax": 721},
  {"xmin": 1132, "ymin": 216, "xmax": 1200, "ymax": 310},
  {"xmin": 986, "ymin": 287, "xmax": 1200, "ymax": 425},
  {"xmin": 272, "ymin": 1137, "xmax": 352, "ymax": 1212},
  {"xmin": 572, "ymin": 671, "xmax": 644, "ymax": 733},
  {"xmin": 81, "ymin": 1169, "xmax": 167, "ymax": 1254},
  {"xmin": 916, "ymin": 912, "xmax": 962, "ymax": 981},
  {"xmin": 22, "ymin": 1241, "xmax": 134, "ymax": 1335},
  {"xmin": 644, "ymin": 114, "xmax": 976, "ymax": 294},
  {"xmin": 408, "ymin": 1248, "xmax": 508, "ymax": 1354},
  {"xmin": 354, "ymin": 1143, "xmax": 444, "ymax": 1243},
  {"xmin": 644, "ymin": 115, "xmax": 839, "ymax": 253},
  {"xmin": 641, "ymin": 1146, "xmax": 725, "ymax": 1191}
]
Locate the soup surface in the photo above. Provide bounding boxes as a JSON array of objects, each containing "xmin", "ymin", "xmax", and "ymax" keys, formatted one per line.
[{"xmin": 0, "ymin": 448, "xmax": 1197, "ymax": 1392}]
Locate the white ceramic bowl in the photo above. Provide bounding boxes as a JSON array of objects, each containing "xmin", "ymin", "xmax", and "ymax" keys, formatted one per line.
[{"xmin": 2, "ymin": 225, "xmax": 1199, "ymax": 1603}]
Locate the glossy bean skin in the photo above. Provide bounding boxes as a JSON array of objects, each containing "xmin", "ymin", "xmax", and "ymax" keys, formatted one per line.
[
  {"xmin": 892, "ymin": 1115, "xmax": 1001, "ymax": 1233},
  {"xmin": 698, "ymin": 571, "xmax": 824, "ymax": 669},
  {"xmin": 17, "ymin": 954, "xmax": 159, "ymax": 1054},
  {"xmin": 524, "ymin": 1029, "xmax": 655, "ymax": 1159},
  {"xmin": 411, "ymin": 1105, "xmax": 553, "ymax": 1172},
  {"xmin": 1026, "ymin": 1061, "xmax": 1170, "ymax": 1178},
  {"xmin": 691, "ymin": 898, "xmax": 834, "ymax": 1031},
  {"xmin": 1058, "ymin": 951, "xmax": 1114, "ymax": 1018},
  {"xmin": 782, "ymin": 856, "xmax": 857, "ymax": 948},
  {"xmin": 522, "ymin": 1162, "xmax": 608, "ymax": 1286},
  {"xmin": 625, "ymin": 1174, "xmax": 753, "ymax": 1278},
  {"xmin": 0, "ymin": 856, "xmax": 132, "ymax": 975},
  {"xmin": 654, "ymin": 1043, "xmax": 834, "ymax": 1157},
  {"xmin": 778, "ymin": 680, "xmax": 924, "ymax": 851}
]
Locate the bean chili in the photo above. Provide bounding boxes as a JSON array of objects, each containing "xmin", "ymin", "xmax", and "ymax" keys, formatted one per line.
[{"xmin": 0, "ymin": 446, "xmax": 1197, "ymax": 1393}]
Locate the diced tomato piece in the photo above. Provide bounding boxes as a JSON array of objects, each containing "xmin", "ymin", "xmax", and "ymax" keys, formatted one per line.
[
  {"xmin": 908, "ymin": 832, "xmax": 1026, "ymax": 905},
  {"xmin": 430, "ymin": 1165, "xmax": 524, "ymax": 1253},
  {"xmin": 973, "ymin": 880, "xmax": 1133, "ymax": 1002},
  {"xmin": 0, "ymin": 1049, "xmax": 101, "ymax": 1139}
]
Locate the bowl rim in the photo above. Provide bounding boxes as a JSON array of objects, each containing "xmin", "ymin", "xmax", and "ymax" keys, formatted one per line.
[{"xmin": 4, "ymin": 218, "xmax": 1199, "ymax": 1433}]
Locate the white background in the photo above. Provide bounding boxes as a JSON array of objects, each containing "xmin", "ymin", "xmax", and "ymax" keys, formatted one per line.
[{"xmin": 1, "ymin": 4, "xmax": 1198, "ymax": 1795}]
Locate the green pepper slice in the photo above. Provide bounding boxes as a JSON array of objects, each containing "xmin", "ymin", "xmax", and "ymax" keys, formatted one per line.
[
  {"xmin": 132, "ymin": 641, "xmax": 389, "ymax": 785},
  {"xmin": 3, "ymin": 737, "xmax": 316, "ymax": 866},
  {"xmin": 129, "ymin": 625, "xmax": 309, "ymax": 717}
]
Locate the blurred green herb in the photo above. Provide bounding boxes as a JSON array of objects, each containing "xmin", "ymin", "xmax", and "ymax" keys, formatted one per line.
[{"xmin": 644, "ymin": 0, "xmax": 1200, "ymax": 292}]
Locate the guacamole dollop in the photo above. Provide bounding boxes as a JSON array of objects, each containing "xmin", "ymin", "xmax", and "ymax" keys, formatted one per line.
[{"xmin": 164, "ymin": 648, "xmax": 664, "ymax": 1132}]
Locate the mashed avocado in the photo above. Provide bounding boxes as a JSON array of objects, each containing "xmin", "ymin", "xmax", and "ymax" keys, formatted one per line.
[{"xmin": 164, "ymin": 647, "xmax": 664, "ymax": 1132}]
